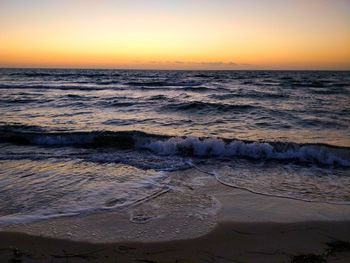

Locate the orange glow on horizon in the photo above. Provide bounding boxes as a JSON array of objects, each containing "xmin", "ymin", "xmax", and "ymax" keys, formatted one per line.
[{"xmin": 1, "ymin": 0, "xmax": 349, "ymax": 70}]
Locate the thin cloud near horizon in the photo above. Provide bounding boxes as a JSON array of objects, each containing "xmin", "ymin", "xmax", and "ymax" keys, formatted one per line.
[{"xmin": 147, "ymin": 61, "xmax": 250, "ymax": 66}]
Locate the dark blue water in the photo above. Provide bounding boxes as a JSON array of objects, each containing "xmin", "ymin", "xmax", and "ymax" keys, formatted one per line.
[{"xmin": 0, "ymin": 69, "xmax": 349, "ymax": 224}]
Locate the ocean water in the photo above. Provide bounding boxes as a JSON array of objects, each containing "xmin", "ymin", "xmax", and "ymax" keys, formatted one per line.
[{"xmin": 0, "ymin": 69, "xmax": 349, "ymax": 224}]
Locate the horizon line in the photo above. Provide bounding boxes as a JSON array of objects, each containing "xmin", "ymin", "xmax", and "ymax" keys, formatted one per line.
[{"xmin": 1, "ymin": 67, "xmax": 349, "ymax": 72}]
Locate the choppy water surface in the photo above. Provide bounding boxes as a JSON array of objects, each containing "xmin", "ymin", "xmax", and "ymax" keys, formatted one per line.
[{"xmin": 0, "ymin": 69, "xmax": 349, "ymax": 224}]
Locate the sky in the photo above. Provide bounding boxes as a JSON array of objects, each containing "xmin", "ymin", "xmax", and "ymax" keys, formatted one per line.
[{"xmin": 0, "ymin": 0, "xmax": 350, "ymax": 70}]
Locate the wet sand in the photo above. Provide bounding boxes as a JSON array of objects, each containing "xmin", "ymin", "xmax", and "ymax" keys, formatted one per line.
[
  {"xmin": 1, "ymin": 169, "xmax": 350, "ymax": 262},
  {"xmin": 1, "ymin": 221, "xmax": 350, "ymax": 263}
]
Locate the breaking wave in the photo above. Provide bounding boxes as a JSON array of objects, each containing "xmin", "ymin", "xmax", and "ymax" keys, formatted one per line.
[{"xmin": 1, "ymin": 125, "xmax": 349, "ymax": 167}]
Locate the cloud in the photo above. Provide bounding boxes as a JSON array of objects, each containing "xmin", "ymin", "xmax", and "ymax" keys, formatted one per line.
[
  {"xmin": 174, "ymin": 61, "xmax": 237, "ymax": 66},
  {"xmin": 147, "ymin": 60, "xmax": 242, "ymax": 66},
  {"xmin": 131, "ymin": 60, "xmax": 255, "ymax": 69}
]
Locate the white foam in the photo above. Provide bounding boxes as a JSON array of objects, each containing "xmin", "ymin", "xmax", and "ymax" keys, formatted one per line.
[{"xmin": 142, "ymin": 137, "xmax": 350, "ymax": 166}]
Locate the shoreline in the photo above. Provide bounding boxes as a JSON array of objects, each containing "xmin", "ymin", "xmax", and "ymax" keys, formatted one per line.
[
  {"xmin": 1, "ymin": 169, "xmax": 350, "ymax": 262},
  {"xmin": 2, "ymin": 174, "xmax": 350, "ymax": 243},
  {"xmin": 1, "ymin": 221, "xmax": 350, "ymax": 262}
]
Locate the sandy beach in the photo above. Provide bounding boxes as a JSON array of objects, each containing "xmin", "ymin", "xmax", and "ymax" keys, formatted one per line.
[
  {"xmin": 1, "ymin": 221, "xmax": 350, "ymax": 263},
  {"xmin": 1, "ymin": 169, "xmax": 350, "ymax": 262}
]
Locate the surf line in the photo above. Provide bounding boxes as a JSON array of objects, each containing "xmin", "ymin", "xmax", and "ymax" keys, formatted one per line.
[
  {"xmin": 186, "ymin": 160, "xmax": 350, "ymax": 206},
  {"xmin": 104, "ymin": 183, "xmax": 173, "ymax": 211},
  {"xmin": 128, "ymin": 186, "xmax": 172, "ymax": 209}
]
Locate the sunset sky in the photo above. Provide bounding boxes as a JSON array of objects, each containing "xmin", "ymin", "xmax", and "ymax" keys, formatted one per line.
[{"xmin": 1, "ymin": 0, "xmax": 350, "ymax": 70}]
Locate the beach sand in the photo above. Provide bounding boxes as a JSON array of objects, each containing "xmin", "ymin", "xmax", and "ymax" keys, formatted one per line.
[
  {"xmin": 1, "ymin": 168, "xmax": 350, "ymax": 262},
  {"xmin": 1, "ymin": 221, "xmax": 350, "ymax": 263}
]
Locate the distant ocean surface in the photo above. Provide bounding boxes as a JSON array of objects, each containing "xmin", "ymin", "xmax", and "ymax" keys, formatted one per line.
[{"xmin": 0, "ymin": 69, "xmax": 349, "ymax": 224}]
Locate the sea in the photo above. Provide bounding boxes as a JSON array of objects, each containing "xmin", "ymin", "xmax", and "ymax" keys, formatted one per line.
[{"xmin": 0, "ymin": 68, "xmax": 349, "ymax": 224}]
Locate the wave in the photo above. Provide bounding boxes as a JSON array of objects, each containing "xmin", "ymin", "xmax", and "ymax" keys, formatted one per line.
[
  {"xmin": 103, "ymin": 101, "xmax": 136, "ymax": 107},
  {"xmin": 1, "ymin": 125, "xmax": 349, "ymax": 167},
  {"xmin": 149, "ymin": 94, "xmax": 168, "ymax": 100},
  {"xmin": 0, "ymin": 98, "xmax": 43, "ymax": 104},
  {"xmin": 94, "ymin": 80, "xmax": 120, "ymax": 85},
  {"xmin": 210, "ymin": 91, "xmax": 288, "ymax": 100},
  {"xmin": 124, "ymin": 80, "xmax": 202, "ymax": 87},
  {"xmin": 0, "ymin": 84, "xmax": 109, "ymax": 91},
  {"xmin": 3, "ymin": 71, "xmax": 120, "ymax": 78},
  {"xmin": 162, "ymin": 101, "xmax": 256, "ymax": 112},
  {"xmin": 144, "ymin": 137, "xmax": 350, "ymax": 166}
]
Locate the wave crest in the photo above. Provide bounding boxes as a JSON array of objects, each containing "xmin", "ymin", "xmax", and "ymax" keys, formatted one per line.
[
  {"xmin": 1, "ymin": 126, "xmax": 349, "ymax": 166},
  {"xmin": 143, "ymin": 137, "xmax": 350, "ymax": 166}
]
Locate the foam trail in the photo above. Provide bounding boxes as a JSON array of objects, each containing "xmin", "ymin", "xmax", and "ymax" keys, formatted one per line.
[
  {"xmin": 0, "ymin": 186, "xmax": 173, "ymax": 226},
  {"xmin": 188, "ymin": 162, "xmax": 350, "ymax": 205},
  {"xmin": 0, "ymin": 212, "xmax": 80, "ymax": 226}
]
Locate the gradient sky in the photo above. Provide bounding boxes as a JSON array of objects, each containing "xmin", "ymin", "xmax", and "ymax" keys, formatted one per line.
[{"xmin": 1, "ymin": 0, "xmax": 350, "ymax": 70}]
